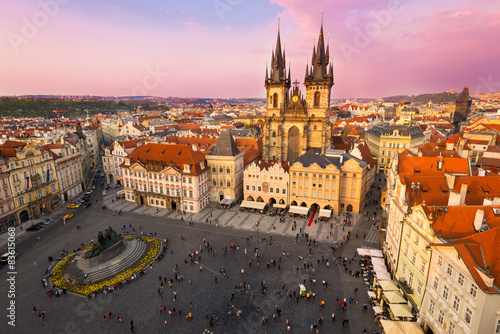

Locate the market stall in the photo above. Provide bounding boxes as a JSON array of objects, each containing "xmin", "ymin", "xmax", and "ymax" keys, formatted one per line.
[
  {"xmin": 240, "ymin": 201, "xmax": 267, "ymax": 213},
  {"xmin": 379, "ymin": 320, "xmax": 424, "ymax": 334},
  {"xmin": 288, "ymin": 206, "xmax": 309, "ymax": 218},
  {"xmin": 318, "ymin": 209, "xmax": 332, "ymax": 221}
]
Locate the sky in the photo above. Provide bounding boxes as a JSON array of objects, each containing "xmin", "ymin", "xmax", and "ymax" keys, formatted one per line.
[{"xmin": 1, "ymin": 0, "xmax": 500, "ymax": 99}]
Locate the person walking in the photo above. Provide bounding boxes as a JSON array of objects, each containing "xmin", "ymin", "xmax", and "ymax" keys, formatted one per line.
[{"xmin": 130, "ymin": 320, "xmax": 134, "ymax": 333}]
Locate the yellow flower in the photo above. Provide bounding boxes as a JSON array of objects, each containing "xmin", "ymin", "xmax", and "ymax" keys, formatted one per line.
[{"xmin": 51, "ymin": 238, "xmax": 162, "ymax": 295}]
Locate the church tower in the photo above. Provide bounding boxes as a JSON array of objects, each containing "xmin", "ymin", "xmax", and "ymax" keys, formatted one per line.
[
  {"xmin": 263, "ymin": 22, "xmax": 291, "ymax": 162},
  {"xmin": 304, "ymin": 16, "xmax": 334, "ymax": 153},
  {"xmin": 262, "ymin": 16, "xmax": 333, "ymax": 163},
  {"xmin": 265, "ymin": 22, "xmax": 290, "ymax": 117}
]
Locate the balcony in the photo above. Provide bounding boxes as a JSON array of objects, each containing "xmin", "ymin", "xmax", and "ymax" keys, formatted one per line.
[{"xmin": 399, "ymin": 278, "xmax": 413, "ymax": 295}]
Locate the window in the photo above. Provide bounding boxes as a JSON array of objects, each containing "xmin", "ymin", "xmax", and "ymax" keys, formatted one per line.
[
  {"xmin": 213, "ymin": 180, "xmax": 216, "ymax": 186},
  {"xmin": 226, "ymin": 168, "xmax": 230, "ymax": 174},
  {"xmin": 447, "ymin": 264, "xmax": 453, "ymax": 276},
  {"xmin": 458, "ymin": 273, "xmax": 464, "ymax": 286},
  {"xmin": 448, "ymin": 322, "xmax": 455, "ymax": 334},
  {"xmin": 414, "ymin": 235, "xmax": 420, "ymax": 245},
  {"xmin": 220, "ymin": 181, "xmax": 223, "ymax": 187},
  {"xmin": 417, "ymin": 282, "xmax": 422, "ymax": 296},
  {"xmin": 420, "ymin": 260, "xmax": 427, "ymax": 274},
  {"xmin": 411, "ymin": 252, "xmax": 416, "ymax": 265},
  {"xmin": 402, "ymin": 264, "xmax": 406, "ymax": 275},
  {"xmin": 408, "ymin": 272, "xmax": 414, "ymax": 287},
  {"xmin": 226, "ymin": 181, "xmax": 230, "ymax": 187},
  {"xmin": 438, "ymin": 310, "xmax": 444, "ymax": 325},
  {"xmin": 276, "ymin": 188, "xmax": 280, "ymax": 194},
  {"xmin": 314, "ymin": 91, "xmax": 320, "ymax": 106},
  {"xmin": 282, "ymin": 189, "xmax": 286, "ymax": 195},
  {"xmin": 470, "ymin": 284, "xmax": 477, "ymax": 298},
  {"xmin": 246, "ymin": 185, "xmax": 249, "ymax": 191},
  {"xmin": 495, "ymin": 319, "xmax": 500, "ymax": 334},
  {"xmin": 404, "ymin": 243, "xmax": 409, "ymax": 256},
  {"xmin": 453, "ymin": 295, "xmax": 460, "ymax": 312},
  {"xmin": 438, "ymin": 256, "xmax": 443, "ymax": 267},
  {"xmin": 18, "ymin": 197, "xmax": 24, "ymax": 206},
  {"xmin": 252, "ymin": 186, "xmax": 255, "ymax": 191},
  {"xmin": 189, "ymin": 191, "xmax": 193, "ymax": 198},
  {"xmin": 270, "ymin": 187, "xmax": 274, "ymax": 193},
  {"xmin": 429, "ymin": 300, "xmax": 435, "ymax": 314},
  {"xmin": 443, "ymin": 285, "xmax": 449, "ymax": 300},
  {"xmin": 465, "ymin": 307, "xmax": 472, "ymax": 324},
  {"xmin": 258, "ymin": 186, "xmax": 261, "ymax": 192}
]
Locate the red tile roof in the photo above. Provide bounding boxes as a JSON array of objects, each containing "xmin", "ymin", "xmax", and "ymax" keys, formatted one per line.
[
  {"xmin": 398, "ymin": 153, "xmax": 470, "ymax": 176},
  {"xmin": 404, "ymin": 175, "xmax": 500, "ymax": 207},
  {"xmin": 438, "ymin": 227, "xmax": 500, "ymax": 293},
  {"xmin": 124, "ymin": 143, "xmax": 208, "ymax": 176}
]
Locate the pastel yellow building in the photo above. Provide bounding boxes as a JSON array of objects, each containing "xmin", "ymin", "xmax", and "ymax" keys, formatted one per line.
[
  {"xmin": 288, "ymin": 151, "xmax": 370, "ymax": 214},
  {"xmin": 365, "ymin": 125, "xmax": 425, "ymax": 174},
  {"xmin": 0, "ymin": 141, "xmax": 60, "ymax": 223},
  {"xmin": 243, "ymin": 160, "xmax": 289, "ymax": 208}
]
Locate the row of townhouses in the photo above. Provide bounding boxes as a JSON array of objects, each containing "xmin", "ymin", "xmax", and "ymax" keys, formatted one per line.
[{"xmin": 0, "ymin": 122, "xmax": 102, "ymax": 234}]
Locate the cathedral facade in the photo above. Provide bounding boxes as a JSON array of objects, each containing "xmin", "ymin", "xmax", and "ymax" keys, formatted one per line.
[{"xmin": 262, "ymin": 20, "xmax": 334, "ymax": 163}]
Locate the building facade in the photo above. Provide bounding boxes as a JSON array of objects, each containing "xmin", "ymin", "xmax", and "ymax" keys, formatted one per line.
[
  {"xmin": 262, "ymin": 21, "xmax": 333, "ymax": 163},
  {"xmin": 365, "ymin": 125, "xmax": 425, "ymax": 174},
  {"xmin": 0, "ymin": 141, "xmax": 60, "ymax": 223},
  {"xmin": 243, "ymin": 160, "xmax": 290, "ymax": 206},
  {"xmin": 122, "ymin": 143, "xmax": 210, "ymax": 213},
  {"xmin": 0, "ymin": 158, "xmax": 17, "ymax": 234},
  {"xmin": 206, "ymin": 131, "xmax": 245, "ymax": 202},
  {"xmin": 421, "ymin": 228, "xmax": 500, "ymax": 334},
  {"xmin": 288, "ymin": 151, "xmax": 369, "ymax": 214},
  {"xmin": 394, "ymin": 204, "xmax": 433, "ymax": 316}
]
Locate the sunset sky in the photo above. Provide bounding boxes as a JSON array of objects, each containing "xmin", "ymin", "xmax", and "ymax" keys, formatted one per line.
[{"xmin": 1, "ymin": 0, "xmax": 499, "ymax": 99}]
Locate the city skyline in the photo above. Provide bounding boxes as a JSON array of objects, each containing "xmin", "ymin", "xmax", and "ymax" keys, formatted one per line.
[{"xmin": 1, "ymin": 0, "xmax": 500, "ymax": 99}]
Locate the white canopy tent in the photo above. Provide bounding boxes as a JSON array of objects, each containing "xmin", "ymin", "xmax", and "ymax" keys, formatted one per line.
[
  {"xmin": 371, "ymin": 257, "xmax": 386, "ymax": 267},
  {"xmin": 289, "ymin": 206, "xmax": 310, "ymax": 215},
  {"xmin": 375, "ymin": 271, "xmax": 392, "ymax": 280},
  {"xmin": 357, "ymin": 248, "xmax": 384, "ymax": 258},
  {"xmin": 318, "ymin": 209, "xmax": 332, "ymax": 218},
  {"xmin": 380, "ymin": 320, "xmax": 424, "ymax": 334},
  {"xmin": 373, "ymin": 264, "xmax": 388, "ymax": 274},
  {"xmin": 367, "ymin": 291, "xmax": 377, "ymax": 299},
  {"xmin": 240, "ymin": 201, "xmax": 267, "ymax": 210},
  {"xmin": 373, "ymin": 306, "xmax": 384, "ymax": 314},
  {"xmin": 219, "ymin": 198, "xmax": 233, "ymax": 205},
  {"xmin": 378, "ymin": 280, "xmax": 399, "ymax": 291},
  {"xmin": 389, "ymin": 304, "xmax": 413, "ymax": 318},
  {"xmin": 383, "ymin": 291, "xmax": 406, "ymax": 304}
]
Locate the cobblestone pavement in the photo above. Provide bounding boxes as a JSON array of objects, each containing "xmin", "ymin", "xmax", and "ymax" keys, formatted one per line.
[{"xmin": 0, "ymin": 178, "xmax": 386, "ymax": 334}]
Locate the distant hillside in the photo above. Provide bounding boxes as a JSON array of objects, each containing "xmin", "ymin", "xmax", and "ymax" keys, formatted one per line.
[{"xmin": 383, "ymin": 92, "xmax": 458, "ymax": 104}]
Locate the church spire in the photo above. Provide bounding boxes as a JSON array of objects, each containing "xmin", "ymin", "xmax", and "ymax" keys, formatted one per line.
[
  {"xmin": 305, "ymin": 13, "xmax": 332, "ymax": 83},
  {"xmin": 266, "ymin": 17, "xmax": 289, "ymax": 87}
]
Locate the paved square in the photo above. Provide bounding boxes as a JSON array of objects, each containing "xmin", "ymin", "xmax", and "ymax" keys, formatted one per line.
[{"xmin": 0, "ymin": 181, "xmax": 386, "ymax": 334}]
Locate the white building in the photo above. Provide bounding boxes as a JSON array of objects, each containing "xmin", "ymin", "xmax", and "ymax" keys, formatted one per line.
[{"xmin": 420, "ymin": 227, "xmax": 500, "ymax": 334}]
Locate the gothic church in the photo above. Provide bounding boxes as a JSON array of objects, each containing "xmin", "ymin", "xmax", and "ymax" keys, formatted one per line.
[{"xmin": 262, "ymin": 19, "xmax": 334, "ymax": 163}]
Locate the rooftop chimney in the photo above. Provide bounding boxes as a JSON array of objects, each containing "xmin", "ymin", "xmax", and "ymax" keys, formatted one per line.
[
  {"xmin": 459, "ymin": 183, "xmax": 468, "ymax": 206},
  {"xmin": 478, "ymin": 168, "xmax": 486, "ymax": 177},
  {"xmin": 437, "ymin": 158, "xmax": 443, "ymax": 171},
  {"xmin": 445, "ymin": 173, "xmax": 456, "ymax": 189},
  {"xmin": 473, "ymin": 209, "xmax": 484, "ymax": 231},
  {"xmin": 446, "ymin": 141, "xmax": 454, "ymax": 151}
]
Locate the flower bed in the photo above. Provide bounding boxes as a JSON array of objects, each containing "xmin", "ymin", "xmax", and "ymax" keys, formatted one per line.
[{"xmin": 50, "ymin": 237, "xmax": 162, "ymax": 296}]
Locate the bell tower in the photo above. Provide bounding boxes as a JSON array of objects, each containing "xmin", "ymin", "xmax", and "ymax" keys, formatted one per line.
[
  {"xmin": 304, "ymin": 15, "xmax": 334, "ymax": 119},
  {"xmin": 264, "ymin": 20, "xmax": 291, "ymax": 118}
]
